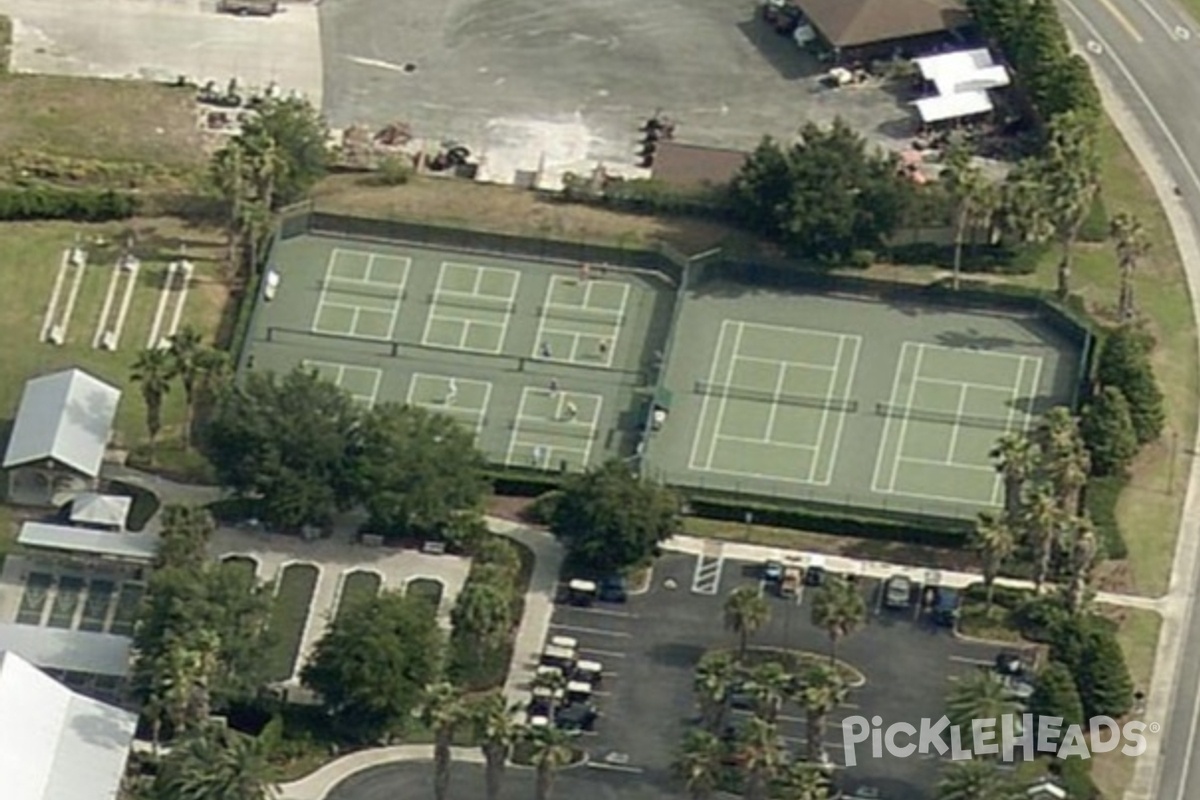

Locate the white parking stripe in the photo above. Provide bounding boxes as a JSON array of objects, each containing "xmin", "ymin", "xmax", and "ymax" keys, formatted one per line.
[
  {"xmin": 580, "ymin": 648, "xmax": 626, "ymax": 659},
  {"xmin": 564, "ymin": 606, "xmax": 638, "ymax": 619},
  {"xmin": 587, "ymin": 763, "xmax": 645, "ymax": 775},
  {"xmin": 549, "ymin": 623, "xmax": 632, "ymax": 638},
  {"xmin": 949, "ymin": 656, "xmax": 995, "ymax": 667}
]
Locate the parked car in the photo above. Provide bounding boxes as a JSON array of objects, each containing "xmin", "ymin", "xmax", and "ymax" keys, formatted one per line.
[
  {"xmin": 779, "ymin": 566, "xmax": 802, "ymax": 598},
  {"xmin": 932, "ymin": 587, "xmax": 960, "ymax": 626},
  {"xmin": 556, "ymin": 703, "xmax": 598, "ymax": 732},
  {"xmin": 574, "ymin": 659, "xmax": 603, "ymax": 686},
  {"xmin": 598, "ymin": 575, "xmax": 628, "ymax": 603},
  {"xmin": 763, "ymin": 560, "xmax": 785, "ymax": 582},
  {"xmin": 803, "ymin": 562, "xmax": 827, "ymax": 586},
  {"xmin": 566, "ymin": 579, "xmax": 596, "ymax": 607},
  {"xmin": 995, "ymin": 652, "xmax": 1028, "ymax": 677},
  {"xmin": 884, "ymin": 575, "xmax": 913, "ymax": 609}
]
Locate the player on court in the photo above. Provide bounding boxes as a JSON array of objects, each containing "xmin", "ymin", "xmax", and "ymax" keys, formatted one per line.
[{"xmin": 445, "ymin": 378, "xmax": 458, "ymax": 405}]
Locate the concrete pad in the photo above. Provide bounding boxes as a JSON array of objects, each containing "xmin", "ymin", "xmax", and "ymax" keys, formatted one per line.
[{"xmin": 0, "ymin": 0, "xmax": 323, "ymax": 105}]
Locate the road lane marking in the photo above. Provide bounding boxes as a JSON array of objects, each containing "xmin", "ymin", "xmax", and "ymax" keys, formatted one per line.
[
  {"xmin": 1096, "ymin": 0, "xmax": 1146, "ymax": 41},
  {"xmin": 1129, "ymin": 0, "xmax": 1180, "ymax": 38},
  {"xmin": 549, "ymin": 623, "xmax": 632, "ymax": 638}
]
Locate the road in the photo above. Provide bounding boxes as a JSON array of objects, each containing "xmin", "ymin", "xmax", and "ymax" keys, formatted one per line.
[{"xmin": 1053, "ymin": 2, "xmax": 1200, "ymax": 799}]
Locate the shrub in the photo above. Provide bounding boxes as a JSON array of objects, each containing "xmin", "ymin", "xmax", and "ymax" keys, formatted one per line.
[
  {"xmin": 524, "ymin": 490, "xmax": 562, "ymax": 525},
  {"xmin": 1081, "ymin": 387, "xmax": 1138, "ymax": 477},
  {"xmin": 1076, "ymin": 625, "xmax": 1134, "ymax": 718},
  {"xmin": 374, "ymin": 156, "xmax": 413, "ymax": 186},
  {"xmin": 1030, "ymin": 661, "xmax": 1086, "ymax": 728},
  {"xmin": 1085, "ymin": 475, "xmax": 1127, "ymax": 559},
  {"xmin": 1096, "ymin": 326, "xmax": 1165, "ymax": 444},
  {"xmin": 0, "ymin": 186, "xmax": 138, "ymax": 221}
]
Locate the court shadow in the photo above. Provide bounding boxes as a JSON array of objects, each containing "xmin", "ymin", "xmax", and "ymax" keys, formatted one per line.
[
  {"xmin": 1008, "ymin": 394, "xmax": 1060, "ymax": 416},
  {"xmin": 933, "ymin": 328, "xmax": 1020, "ymax": 350}
]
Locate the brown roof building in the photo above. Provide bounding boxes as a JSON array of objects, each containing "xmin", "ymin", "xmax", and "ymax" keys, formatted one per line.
[
  {"xmin": 794, "ymin": 0, "xmax": 970, "ymax": 50},
  {"xmin": 650, "ymin": 142, "xmax": 749, "ymax": 191}
]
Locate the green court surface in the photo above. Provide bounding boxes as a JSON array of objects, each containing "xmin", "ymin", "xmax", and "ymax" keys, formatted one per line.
[
  {"xmin": 47, "ymin": 576, "xmax": 84, "ymax": 629},
  {"xmin": 245, "ymin": 233, "xmax": 672, "ymax": 475},
  {"xmin": 265, "ymin": 563, "xmax": 320, "ymax": 683},
  {"xmin": 16, "ymin": 572, "xmax": 52, "ymax": 626},
  {"xmin": 335, "ymin": 570, "xmax": 382, "ymax": 621},
  {"xmin": 78, "ymin": 579, "xmax": 116, "ymax": 633},
  {"xmin": 109, "ymin": 583, "xmax": 144, "ymax": 636}
]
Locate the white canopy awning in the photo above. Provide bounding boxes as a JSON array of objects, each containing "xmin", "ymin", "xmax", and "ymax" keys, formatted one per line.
[
  {"xmin": 18, "ymin": 522, "xmax": 159, "ymax": 562},
  {"xmin": 69, "ymin": 494, "xmax": 132, "ymax": 529},
  {"xmin": 915, "ymin": 91, "xmax": 994, "ymax": 124}
]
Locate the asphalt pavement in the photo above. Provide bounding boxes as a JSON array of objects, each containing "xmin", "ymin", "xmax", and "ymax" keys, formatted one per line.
[{"xmin": 1050, "ymin": 3, "xmax": 1200, "ymax": 799}]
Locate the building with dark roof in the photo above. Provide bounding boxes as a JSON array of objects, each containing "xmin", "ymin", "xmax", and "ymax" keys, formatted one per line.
[
  {"xmin": 793, "ymin": 0, "xmax": 970, "ymax": 54},
  {"xmin": 650, "ymin": 141, "xmax": 749, "ymax": 191}
]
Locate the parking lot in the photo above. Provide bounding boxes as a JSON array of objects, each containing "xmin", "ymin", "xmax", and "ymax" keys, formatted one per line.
[{"xmin": 539, "ymin": 553, "xmax": 1033, "ymax": 798}]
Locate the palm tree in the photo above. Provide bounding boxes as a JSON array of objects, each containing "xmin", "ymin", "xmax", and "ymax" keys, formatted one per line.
[
  {"xmin": 419, "ymin": 682, "xmax": 466, "ymax": 800},
  {"xmin": 472, "ymin": 691, "xmax": 521, "ymax": 800},
  {"xmin": 1111, "ymin": 212, "xmax": 1149, "ymax": 323},
  {"xmin": 1035, "ymin": 408, "xmax": 1090, "ymax": 514},
  {"xmin": 1021, "ymin": 484, "xmax": 1064, "ymax": 594},
  {"xmin": 194, "ymin": 347, "xmax": 233, "ymax": 421},
  {"xmin": 946, "ymin": 668, "xmax": 1021, "ymax": 733},
  {"xmin": 989, "ymin": 433, "xmax": 1040, "ymax": 523},
  {"xmin": 530, "ymin": 670, "xmax": 569, "ymax": 720},
  {"xmin": 724, "ymin": 585, "xmax": 770, "ymax": 660},
  {"xmin": 809, "ymin": 576, "xmax": 866, "ymax": 665},
  {"xmin": 941, "ymin": 142, "xmax": 992, "ymax": 290},
  {"xmin": 211, "ymin": 140, "xmax": 247, "ymax": 269},
  {"xmin": 154, "ymin": 723, "xmax": 277, "ymax": 800},
  {"xmin": 674, "ymin": 729, "xmax": 725, "ymax": 800},
  {"xmin": 131, "ymin": 346, "xmax": 175, "ymax": 460},
  {"xmin": 1038, "ymin": 111, "xmax": 1100, "ymax": 300},
  {"xmin": 774, "ymin": 762, "xmax": 832, "ymax": 800},
  {"xmin": 694, "ymin": 650, "xmax": 741, "ymax": 734},
  {"xmin": 1065, "ymin": 516, "xmax": 1098, "ymax": 614},
  {"xmin": 737, "ymin": 716, "xmax": 785, "ymax": 800},
  {"xmin": 795, "ymin": 664, "xmax": 846, "ymax": 766},
  {"xmin": 748, "ymin": 661, "xmax": 792, "ymax": 724},
  {"xmin": 169, "ymin": 325, "xmax": 204, "ymax": 448},
  {"xmin": 936, "ymin": 758, "xmax": 1023, "ymax": 800},
  {"xmin": 525, "ymin": 725, "xmax": 575, "ymax": 800},
  {"xmin": 970, "ymin": 513, "xmax": 1016, "ymax": 613}
]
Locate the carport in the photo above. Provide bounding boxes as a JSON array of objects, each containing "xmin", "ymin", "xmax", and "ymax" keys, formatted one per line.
[{"xmin": 17, "ymin": 522, "xmax": 159, "ymax": 565}]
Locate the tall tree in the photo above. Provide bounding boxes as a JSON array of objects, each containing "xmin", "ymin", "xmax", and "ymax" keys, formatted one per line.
[
  {"xmin": 1037, "ymin": 111, "xmax": 1100, "ymax": 299},
  {"xmin": 472, "ymin": 692, "xmax": 521, "ymax": 800},
  {"xmin": 936, "ymin": 758, "xmax": 1022, "ymax": 800},
  {"xmin": 694, "ymin": 650, "xmax": 741, "ymax": 735},
  {"xmin": 1029, "ymin": 661, "xmax": 1086, "ymax": 729},
  {"xmin": 1065, "ymin": 518, "xmax": 1098, "ymax": 614},
  {"xmin": 1021, "ymin": 484, "xmax": 1063, "ymax": 594},
  {"xmin": 674, "ymin": 729, "xmax": 725, "ymax": 800},
  {"xmin": 946, "ymin": 669, "xmax": 1021, "ymax": 733},
  {"xmin": 302, "ymin": 592, "xmax": 442, "ymax": 743},
  {"xmin": 1077, "ymin": 625, "xmax": 1134, "ymax": 718},
  {"xmin": 809, "ymin": 576, "xmax": 866, "ymax": 664},
  {"xmin": 419, "ymin": 682, "xmax": 467, "ymax": 800},
  {"xmin": 1034, "ymin": 407, "xmax": 1090, "ymax": 513},
  {"xmin": 724, "ymin": 586, "xmax": 770, "ymax": 660},
  {"xmin": 795, "ymin": 664, "xmax": 847, "ymax": 766},
  {"xmin": 526, "ymin": 726, "xmax": 575, "ymax": 800},
  {"xmin": 550, "ymin": 459, "xmax": 679, "ymax": 574},
  {"xmin": 1096, "ymin": 326, "xmax": 1165, "ymax": 445},
  {"xmin": 168, "ymin": 325, "xmax": 205, "ymax": 448},
  {"xmin": 941, "ymin": 142, "xmax": 992, "ymax": 290},
  {"xmin": 989, "ymin": 433, "xmax": 1040, "ymax": 523},
  {"xmin": 238, "ymin": 97, "xmax": 330, "ymax": 208},
  {"xmin": 131, "ymin": 346, "xmax": 176, "ymax": 460},
  {"xmin": 970, "ymin": 513, "xmax": 1016, "ymax": 613},
  {"xmin": 1080, "ymin": 386, "xmax": 1139, "ymax": 476},
  {"xmin": 1110, "ymin": 212, "xmax": 1149, "ymax": 323},
  {"xmin": 737, "ymin": 717, "xmax": 785, "ymax": 800},
  {"xmin": 155, "ymin": 504, "xmax": 216, "ymax": 570},
  {"xmin": 210, "ymin": 139, "xmax": 247, "ymax": 269},
  {"xmin": 154, "ymin": 723, "xmax": 277, "ymax": 800},
  {"xmin": 774, "ymin": 763, "xmax": 833, "ymax": 800},
  {"xmin": 748, "ymin": 661, "xmax": 792, "ymax": 724}
]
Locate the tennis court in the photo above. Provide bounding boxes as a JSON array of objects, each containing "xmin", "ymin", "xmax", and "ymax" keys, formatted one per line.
[
  {"xmin": 532, "ymin": 275, "xmax": 629, "ymax": 367},
  {"xmin": 406, "ymin": 372, "xmax": 492, "ymax": 437},
  {"xmin": 505, "ymin": 385, "xmax": 604, "ymax": 470},
  {"xmin": 688, "ymin": 321, "xmax": 861, "ymax": 486},
  {"xmin": 302, "ymin": 359, "xmax": 382, "ymax": 407},
  {"xmin": 872, "ymin": 342, "xmax": 1042, "ymax": 505},
  {"xmin": 421, "ymin": 261, "xmax": 520, "ymax": 354},
  {"xmin": 311, "ymin": 248, "xmax": 410, "ymax": 340}
]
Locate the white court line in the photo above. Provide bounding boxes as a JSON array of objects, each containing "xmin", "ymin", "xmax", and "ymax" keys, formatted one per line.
[
  {"xmin": 441, "ymin": 261, "xmax": 522, "ymax": 303},
  {"xmin": 991, "ymin": 356, "xmax": 1027, "ymax": 506},
  {"xmin": 943, "ymin": 385, "xmax": 970, "ymax": 465},
  {"xmin": 882, "ymin": 484, "xmax": 997, "ymax": 506},
  {"xmin": 915, "ymin": 375, "xmax": 1019, "ymax": 393},
  {"xmin": 736, "ymin": 320, "xmax": 845, "ymax": 343},
  {"xmin": 330, "ymin": 247, "xmax": 371, "ymax": 280},
  {"xmin": 807, "ymin": 334, "xmax": 847, "ymax": 483},
  {"xmin": 689, "ymin": 320, "xmax": 732, "ymax": 471},
  {"xmin": 763, "ymin": 362, "xmax": 789, "ymax": 441},
  {"xmin": 911, "ymin": 341, "xmax": 1041, "ymax": 363},
  {"xmin": 899, "ymin": 456, "xmax": 995, "ymax": 473},
  {"xmin": 1023, "ymin": 357, "xmax": 1044, "ymax": 431},
  {"xmin": 714, "ymin": 434, "xmax": 817, "ymax": 451},
  {"xmin": 819, "ymin": 335, "xmax": 862, "ymax": 486},
  {"xmin": 733, "ymin": 353, "xmax": 837, "ymax": 372},
  {"xmin": 871, "ymin": 342, "xmax": 912, "ymax": 494},
  {"xmin": 888, "ymin": 343, "xmax": 927, "ymax": 492},
  {"xmin": 310, "ymin": 248, "xmax": 340, "ymax": 333},
  {"xmin": 689, "ymin": 463, "xmax": 836, "ymax": 486},
  {"xmin": 365, "ymin": 253, "xmax": 412, "ymax": 288},
  {"xmin": 407, "ymin": 373, "xmax": 492, "ymax": 434},
  {"xmin": 705, "ymin": 322, "xmax": 745, "ymax": 470},
  {"xmin": 581, "ymin": 396, "xmax": 604, "ymax": 467}
]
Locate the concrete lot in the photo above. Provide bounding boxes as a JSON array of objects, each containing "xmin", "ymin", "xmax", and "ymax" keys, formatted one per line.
[
  {"xmin": 317, "ymin": 0, "xmax": 917, "ymax": 182},
  {"xmin": 539, "ymin": 553, "xmax": 1030, "ymax": 799},
  {"xmin": 0, "ymin": 0, "xmax": 323, "ymax": 105}
]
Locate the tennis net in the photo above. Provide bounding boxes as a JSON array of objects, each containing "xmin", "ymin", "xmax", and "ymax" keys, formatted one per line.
[
  {"xmin": 542, "ymin": 304, "xmax": 623, "ymax": 326},
  {"xmin": 322, "ymin": 280, "xmax": 403, "ymax": 301},
  {"xmin": 874, "ymin": 403, "xmax": 1034, "ymax": 431},
  {"xmin": 434, "ymin": 292, "xmax": 514, "ymax": 314},
  {"xmin": 517, "ymin": 418, "xmax": 597, "ymax": 441},
  {"xmin": 694, "ymin": 381, "xmax": 858, "ymax": 412}
]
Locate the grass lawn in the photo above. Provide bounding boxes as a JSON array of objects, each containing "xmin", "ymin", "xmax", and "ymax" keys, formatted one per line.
[
  {"xmin": 0, "ymin": 218, "xmax": 230, "ymax": 451},
  {"xmin": 264, "ymin": 563, "xmax": 320, "ymax": 683},
  {"xmin": 0, "ymin": 75, "xmax": 207, "ymax": 173},
  {"xmin": 335, "ymin": 570, "xmax": 381, "ymax": 621},
  {"xmin": 221, "ymin": 555, "xmax": 259, "ymax": 582},
  {"xmin": 405, "ymin": 577, "xmax": 444, "ymax": 612}
]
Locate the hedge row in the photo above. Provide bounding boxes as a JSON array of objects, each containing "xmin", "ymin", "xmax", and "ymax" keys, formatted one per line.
[{"xmin": 0, "ymin": 186, "xmax": 138, "ymax": 221}]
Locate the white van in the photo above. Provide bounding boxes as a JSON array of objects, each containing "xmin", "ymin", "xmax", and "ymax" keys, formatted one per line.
[
  {"xmin": 550, "ymin": 635, "xmax": 578, "ymax": 651},
  {"xmin": 566, "ymin": 681, "xmax": 593, "ymax": 704},
  {"xmin": 567, "ymin": 579, "xmax": 597, "ymax": 606},
  {"xmin": 541, "ymin": 645, "xmax": 575, "ymax": 669},
  {"xmin": 574, "ymin": 659, "xmax": 603, "ymax": 685}
]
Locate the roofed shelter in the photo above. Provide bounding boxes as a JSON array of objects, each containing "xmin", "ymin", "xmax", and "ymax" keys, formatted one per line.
[
  {"xmin": 70, "ymin": 493, "xmax": 133, "ymax": 531},
  {"xmin": 0, "ymin": 650, "xmax": 137, "ymax": 800},
  {"xmin": 18, "ymin": 522, "xmax": 159, "ymax": 564},
  {"xmin": 3, "ymin": 369, "xmax": 121, "ymax": 507},
  {"xmin": 792, "ymin": 0, "xmax": 970, "ymax": 56}
]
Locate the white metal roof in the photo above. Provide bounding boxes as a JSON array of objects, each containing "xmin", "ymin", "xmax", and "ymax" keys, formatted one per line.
[
  {"xmin": 69, "ymin": 494, "xmax": 133, "ymax": 529},
  {"xmin": 0, "ymin": 625, "xmax": 132, "ymax": 677},
  {"xmin": 0, "ymin": 650, "xmax": 137, "ymax": 800},
  {"xmin": 2, "ymin": 369, "xmax": 121, "ymax": 477},
  {"xmin": 915, "ymin": 91, "xmax": 994, "ymax": 124},
  {"xmin": 18, "ymin": 522, "xmax": 159, "ymax": 562}
]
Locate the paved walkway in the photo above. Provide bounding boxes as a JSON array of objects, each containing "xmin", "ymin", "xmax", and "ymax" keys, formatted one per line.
[{"xmin": 279, "ymin": 745, "xmax": 483, "ymax": 800}]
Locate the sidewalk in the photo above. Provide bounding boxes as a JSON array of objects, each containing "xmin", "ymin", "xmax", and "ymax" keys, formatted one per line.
[
  {"xmin": 278, "ymin": 745, "xmax": 483, "ymax": 800},
  {"xmin": 661, "ymin": 534, "xmax": 1165, "ymax": 612}
]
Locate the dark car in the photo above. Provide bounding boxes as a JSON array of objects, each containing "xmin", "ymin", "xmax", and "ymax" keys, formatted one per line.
[
  {"xmin": 804, "ymin": 565, "xmax": 826, "ymax": 586},
  {"xmin": 598, "ymin": 575, "xmax": 628, "ymax": 603},
  {"xmin": 995, "ymin": 652, "xmax": 1028, "ymax": 677},
  {"xmin": 763, "ymin": 560, "xmax": 785, "ymax": 582},
  {"xmin": 932, "ymin": 587, "xmax": 960, "ymax": 626},
  {"xmin": 556, "ymin": 703, "xmax": 598, "ymax": 732}
]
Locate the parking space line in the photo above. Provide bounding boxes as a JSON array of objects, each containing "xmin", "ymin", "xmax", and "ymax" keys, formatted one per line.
[
  {"xmin": 580, "ymin": 647, "xmax": 626, "ymax": 659},
  {"xmin": 563, "ymin": 606, "xmax": 638, "ymax": 619},
  {"xmin": 587, "ymin": 762, "xmax": 645, "ymax": 775},
  {"xmin": 549, "ymin": 623, "xmax": 632, "ymax": 638},
  {"xmin": 949, "ymin": 655, "xmax": 995, "ymax": 667},
  {"xmin": 691, "ymin": 548, "xmax": 725, "ymax": 595}
]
